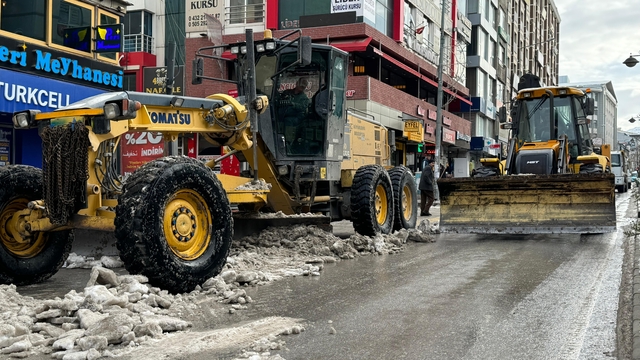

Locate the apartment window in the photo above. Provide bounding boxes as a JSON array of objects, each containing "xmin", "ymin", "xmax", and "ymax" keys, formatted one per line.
[
  {"xmin": 499, "ymin": 45, "xmax": 505, "ymax": 65},
  {"xmin": 489, "ymin": 4, "xmax": 496, "ymax": 27},
  {"xmin": 52, "ymin": 0, "xmax": 92, "ymax": 52},
  {"xmin": 229, "ymin": 0, "xmax": 264, "ymax": 25},
  {"xmin": 488, "ymin": 39, "xmax": 494, "ymax": 64},
  {"xmin": 476, "ymin": 28, "xmax": 486, "ymax": 58},
  {"xmin": 123, "ymin": 10, "xmax": 153, "ymax": 53},
  {"xmin": 0, "ymin": 0, "xmax": 46, "ymax": 40},
  {"xmin": 375, "ymin": 0, "xmax": 394, "ymax": 37}
]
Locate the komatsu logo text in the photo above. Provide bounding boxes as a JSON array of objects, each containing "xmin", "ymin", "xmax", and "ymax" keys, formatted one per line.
[{"xmin": 149, "ymin": 112, "xmax": 191, "ymax": 125}]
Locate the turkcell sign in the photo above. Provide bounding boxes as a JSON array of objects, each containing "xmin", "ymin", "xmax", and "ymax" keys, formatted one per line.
[
  {"xmin": 0, "ymin": 68, "xmax": 104, "ymax": 113},
  {"xmin": 149, "ymin": 112, "xmax": 192, "ymax": 125}
]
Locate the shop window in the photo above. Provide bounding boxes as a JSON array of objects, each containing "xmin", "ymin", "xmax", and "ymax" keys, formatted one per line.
[
  {"xmin": 278, "ymin": 0, "xmax": 326, "ymax": 30},
  {"xmin": 52, "ymin": 0, "xmax": 93, "ymax": 52},
  {"xmin": 229, "ymin": 0, "xmax": 263, "ymax": 25},
  {"xmin": 123, "ymin": 10, "xmax": 153, "ymax": 53},
  {"xmin": 0, "ymin": 0, "xmax": 46, "ymax": 41}
]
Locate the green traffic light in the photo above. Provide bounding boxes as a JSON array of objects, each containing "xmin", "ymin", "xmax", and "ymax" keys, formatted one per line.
[{"xmin": 417, "ymin": 143, "xmax": 423, "ymax": 153}]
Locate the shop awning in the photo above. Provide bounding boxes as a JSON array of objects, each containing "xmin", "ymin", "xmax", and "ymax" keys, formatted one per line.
[
  {"xmin": 329, "ymin": 37, "xmax": 372, "ymax": 52},
  {"xmin": 381, "ymin": 52, "xmax": 472, "ymax": 106}
]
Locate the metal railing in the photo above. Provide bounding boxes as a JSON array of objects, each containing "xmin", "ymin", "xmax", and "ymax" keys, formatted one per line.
[
  {"xmin": 124, "ymin": 34, "xmax": 154, "ymax": 54},
  {"xmin": 225, "ymin": 3, "xmax": 265, "ymax": 25}
]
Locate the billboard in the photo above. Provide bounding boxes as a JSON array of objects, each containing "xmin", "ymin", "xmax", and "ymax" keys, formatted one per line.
[
  {"xmin": 120, "ymin": 132, "xmax": 165, "ymax": 177},
  {"xmin": 143, "ymin": 66, "xmax": 184, "ymax": 95},
  {"xmin": 185, "ymin": 0, "xmax": 224, "ymax": 34}
]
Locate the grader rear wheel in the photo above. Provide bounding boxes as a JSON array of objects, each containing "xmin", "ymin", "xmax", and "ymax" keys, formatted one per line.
[
  {"xmin": 350, "ymin": 165, "xmax": 394, "ymax": 236},
  {"xmin": 0, "ymin": 165, "xmax": 73, "ymax": 285},
  {"xmin": 389, "ymin": 166, "xmax": 418, "ymax": 231},
  {"xmin": 115, "ymin": 156, "xmax": 233, "ymax": 294}
]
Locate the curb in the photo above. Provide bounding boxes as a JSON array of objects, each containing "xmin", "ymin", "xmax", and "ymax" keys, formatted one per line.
[
  {"xmin": 631, "ymin": 192, "xmax": 640, "ymax": 359},
  {"xmin": 634, "ymin": 229, "xmax": 640, "ymax": 359}
]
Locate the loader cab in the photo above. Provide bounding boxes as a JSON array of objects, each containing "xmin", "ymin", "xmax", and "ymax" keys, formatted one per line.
[{"xmin": 512, "ymin": 88, "xmax": 594, "ymax": 174}]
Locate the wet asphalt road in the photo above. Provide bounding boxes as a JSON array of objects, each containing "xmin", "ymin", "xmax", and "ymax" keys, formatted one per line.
[
  {"xmin": 15, "ymin": 193, "xmax": 633, "ymax": 360},
  {"xmin": 239, "ymin": 194, "xmax": 631, "ymax": 360}
]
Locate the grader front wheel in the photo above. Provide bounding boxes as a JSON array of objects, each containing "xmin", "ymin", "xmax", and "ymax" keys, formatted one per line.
[
  {"xmin": 0, "ymin": 165, "xmax": 73, "ymax": 285},
  {"xmin": 115, "ymin": 156, "xmax": 233, "ymax": 294},
  {"xmin": 350, "ymin": 165, "xmax": 394, "ymax": 236}
]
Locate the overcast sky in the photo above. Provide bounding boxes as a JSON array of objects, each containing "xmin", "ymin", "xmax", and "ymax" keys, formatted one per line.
[{"xmin": 556, "ymin": 0, "xmax": 640, "ymax": 132}]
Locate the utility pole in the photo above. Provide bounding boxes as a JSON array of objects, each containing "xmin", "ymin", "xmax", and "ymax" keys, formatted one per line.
[
  {"xmin": 435, "ymin": 0, "xmax": 447, "ymax": 184},
  {"xmin": 166, "ymin": 42, "xmax": 178, "ymax": 156}
]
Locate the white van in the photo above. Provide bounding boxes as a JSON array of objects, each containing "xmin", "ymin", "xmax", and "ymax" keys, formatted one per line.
[{"xmin": 611, "ymin": 151, "xmax": 631, "ymax": 192}]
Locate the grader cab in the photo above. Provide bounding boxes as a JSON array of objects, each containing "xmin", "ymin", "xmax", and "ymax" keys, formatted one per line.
[{"xmin": 2, "ymin": 30, "xmax": 417, "ymax": 293}]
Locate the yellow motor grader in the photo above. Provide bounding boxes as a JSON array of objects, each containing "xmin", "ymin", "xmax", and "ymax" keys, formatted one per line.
[
  {"xmin": 438, "ymin": 74, "xmax": 616, "ymax": 234},
  {"xmin": 2, "ymin": 30, "xmax": 417, "ymax": 293}
]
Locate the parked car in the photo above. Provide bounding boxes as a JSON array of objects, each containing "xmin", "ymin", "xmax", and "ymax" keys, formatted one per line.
[{"xmin": 632, "ymin": 171, "xmax": 638, "ymax": 187}]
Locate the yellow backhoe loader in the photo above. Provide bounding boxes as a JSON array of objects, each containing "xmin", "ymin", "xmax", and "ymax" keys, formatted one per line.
[
  {"xmin": 438, "ymin": 74, "xmax": 616, "ymax": 234},
  {"xmin": 2, "ymin": 30, "xmax": 417, "ymax": 293}
]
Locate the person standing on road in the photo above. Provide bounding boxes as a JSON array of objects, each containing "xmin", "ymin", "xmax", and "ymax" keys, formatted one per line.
[{"xmin": 419, "ymin": 159, "xmax": 435, "ymax": 216}]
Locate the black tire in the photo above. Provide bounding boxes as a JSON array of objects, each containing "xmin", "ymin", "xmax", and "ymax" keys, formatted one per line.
[
  {"xmin": 472, "ymin": 166, "xmax": 499, "ymax": 178},
  {"xmin": 350, "ymin": 165, "xmax": 394, "ymax": 236},
  {"xmin": 388, "ymin": 166, "xmax": 418, "ymax": 231},
  {"xmin": 0, "ymin": 165, "xmax": 73, "ymax": 285},
  {"xmin": 115, "ymin": 156, "xmax": 233, "ymax": 293},
  {"xmin": 579, "ymin": 163, "xmax": 603, "ymax": 174}
]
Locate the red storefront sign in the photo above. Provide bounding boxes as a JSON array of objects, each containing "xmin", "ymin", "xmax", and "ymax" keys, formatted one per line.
[
  {"xmin": 121, "ymin": 132, "xmax": 165, "ymax": 176},
  {"xmin": 442, "ymin": 128, "xmax": 456, "ymax": 144}
]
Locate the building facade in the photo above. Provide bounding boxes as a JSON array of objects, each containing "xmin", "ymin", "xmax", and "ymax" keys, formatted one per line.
[
  {"xmin": 559, "ymin": 79, "xmax": 618, "ymax": 149},
  {"xmin": 0, "ymin": 0, "xmax": 127, "ymax": 167},
  {"xmin": 183, "ymin": 0, "xmax": 474, "ymax": 175}
]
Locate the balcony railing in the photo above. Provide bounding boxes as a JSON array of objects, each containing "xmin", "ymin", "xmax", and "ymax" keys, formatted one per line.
[{"xmin": 124, "ymin": 34, "xmax": 154, "ymax": 54}]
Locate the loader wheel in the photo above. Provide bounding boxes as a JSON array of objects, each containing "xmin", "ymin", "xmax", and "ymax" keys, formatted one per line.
[
  {"xmin": 0, "ymin": 165, "xmax": 73, "ymax": 285},
  {"xmin": 473, "ymin": 166, "xmax": 499, "ymax": 178},
  {"xmin": 115, "ymin": 156, "xmax": 233, "ymax": 293},
  {"xmin": 350, "ymin": 165, "xmax": 394, "ymax": 236},
  {"xmin": 579, "ymin": 163, "xmax": 603, "ymax": 174},
  {"xmin": 389, "ymin": 166, "xmax": 418, "ymax": 231}
]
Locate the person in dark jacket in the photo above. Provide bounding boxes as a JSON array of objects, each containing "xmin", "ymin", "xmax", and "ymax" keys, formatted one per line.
[{"xmin": 419, "ymin": 159, "xmax": 435, "ymax": 216}]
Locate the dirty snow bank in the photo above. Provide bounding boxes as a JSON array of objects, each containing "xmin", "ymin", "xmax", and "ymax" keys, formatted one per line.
[{"xmin": 1, "ymin": 221, "xmax": 435, "ymax": 359}]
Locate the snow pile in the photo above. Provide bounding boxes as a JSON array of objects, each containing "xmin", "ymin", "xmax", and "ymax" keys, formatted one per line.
[
  {"xmin": 235, "ymin": 179, "xmax": 273, "ymax": 191},
  {"xmin": 0, "ymin": 269, "xmax": 192, "ymax": 359},
  {"xmin": 63, "ymin": 254, "xmax": 124, "ymax": 269},
  {"xmin": 1, "ymin": 222, "xmax": 435, "ymax": 358}
]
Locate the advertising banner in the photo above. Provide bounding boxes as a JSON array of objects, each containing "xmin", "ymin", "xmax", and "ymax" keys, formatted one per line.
[
  {"xmin": 143, "ymin": 66, "xmax": 184, "ymax": 95},
  {"xmin": 331, "ymin": 0, "xmax": 375, "ymax": 23},
  {"xmin": 120, "ymin": 132, "xmax": 165, "ymax": 177},
  {"xmin": 0, "ymin": 69, "xmax": 104, "ymax": 114},
  {"xmin": 185, "ymin": 0, "xmax": 224, "ymax": 34}
]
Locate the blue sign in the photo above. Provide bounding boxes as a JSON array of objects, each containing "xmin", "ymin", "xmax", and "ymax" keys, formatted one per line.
[
  {"xmin": 0, "ymin": 68, "xmax": 104, "ymax": 114},
  {"xmin": 470, "ymin": 136, "xmax": 484, "ymax": 151},
  {"xmin": 95, "ymin": 24, "xmax": 124, "ymax": 53},
  {"xmin": 63, "ymin": 27, "xmax": 92, "ymax": 53}
]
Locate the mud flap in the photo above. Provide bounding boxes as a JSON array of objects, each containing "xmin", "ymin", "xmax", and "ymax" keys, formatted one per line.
[{"xmin": 438, "ymin": 173, "xmax": 616, "ymax": 234}]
